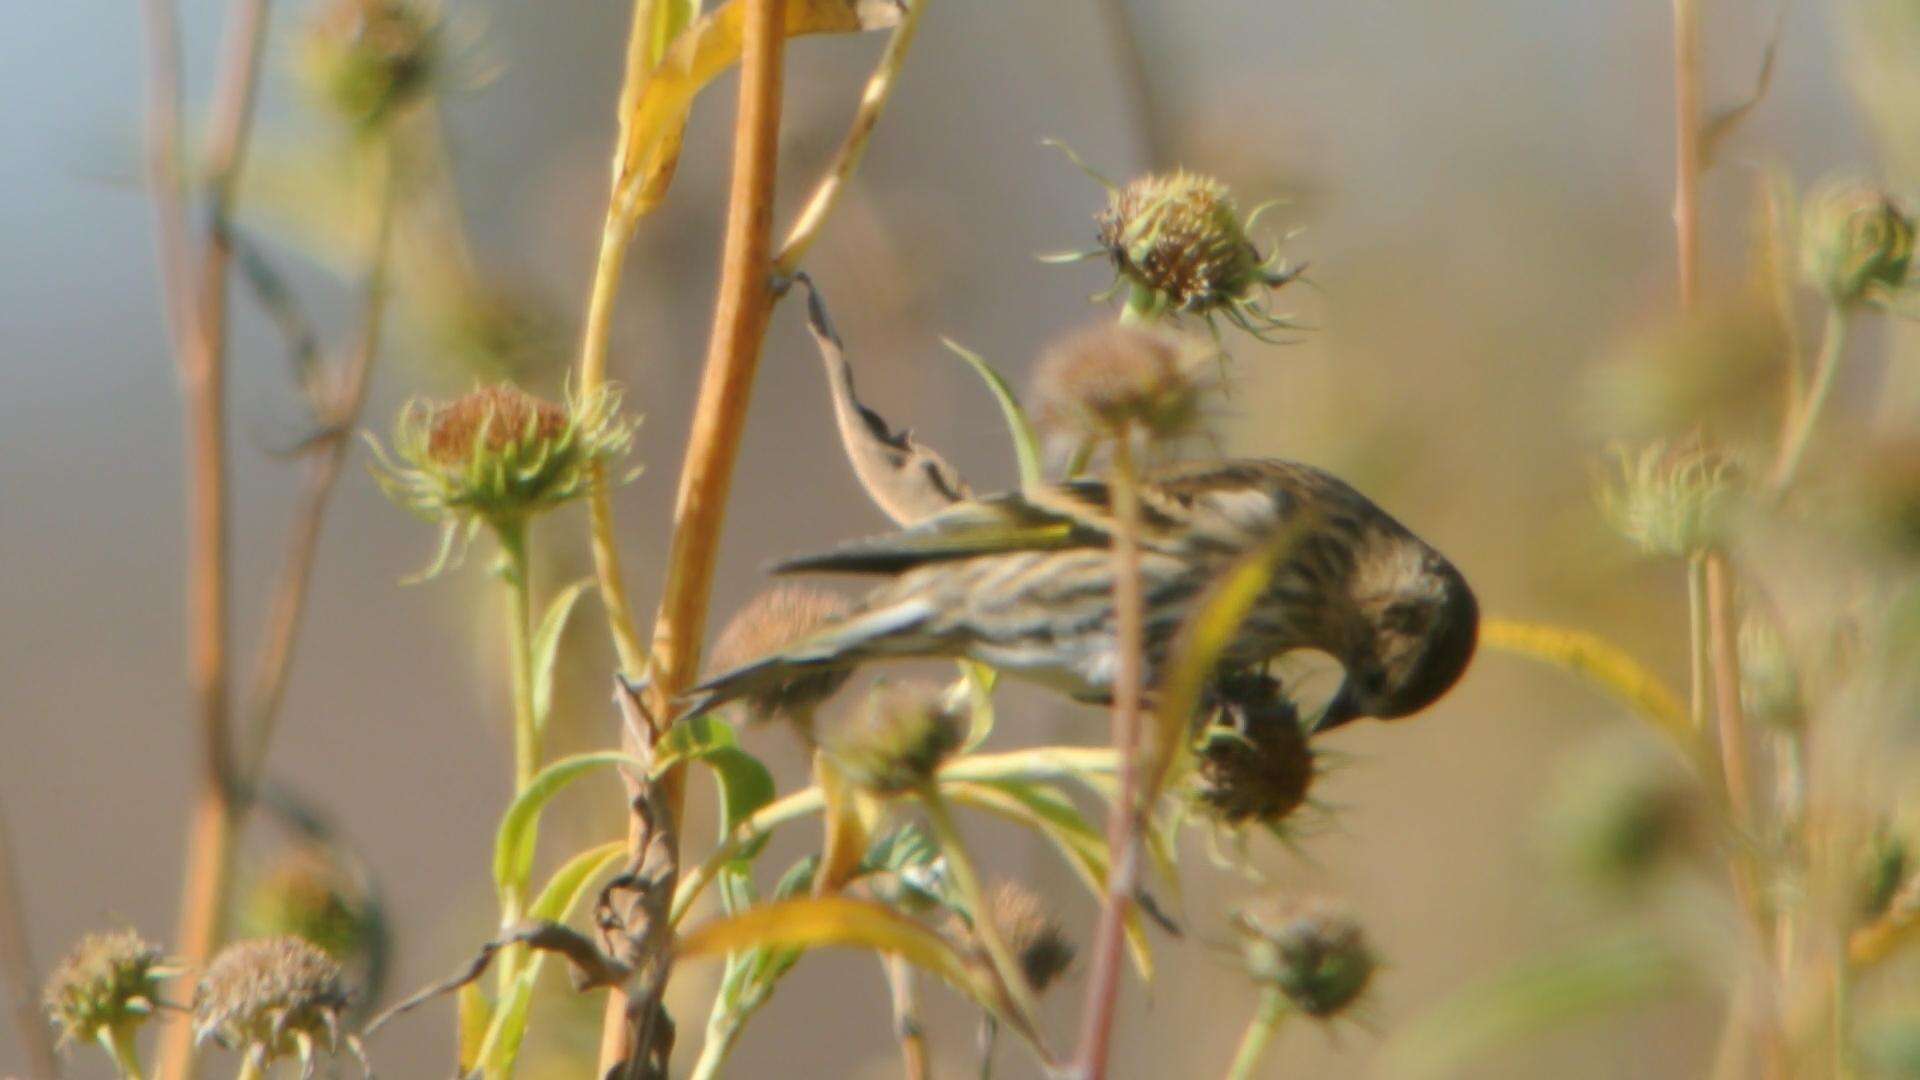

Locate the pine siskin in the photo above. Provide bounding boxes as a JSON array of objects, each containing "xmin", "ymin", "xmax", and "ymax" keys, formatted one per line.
[{"xmin": 685, "ymin": 458, "xmax": 1478, "ymax": 729}]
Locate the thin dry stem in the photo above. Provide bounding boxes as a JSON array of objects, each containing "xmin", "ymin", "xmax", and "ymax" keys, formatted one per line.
[
  {"xmin": 1672, "ymin": 0, "xmax": 1702, "ymax": 308},
  {"xmin": 1074, "ymin": 434, "xmax": 1147, "ymax": 1079},
  {"xmin": 884, "ymin": 954, "xmax": 931, "ymax": 1080},
  {"xmin": 596, "ymin": 0, "xmax": 790, "ymax": 1071}
]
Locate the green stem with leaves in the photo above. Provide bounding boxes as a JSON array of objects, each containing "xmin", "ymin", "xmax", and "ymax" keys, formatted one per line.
[
  {"xmin": 1224, "ymin": 986, "xmax": 1289, "ymax": 1080},
  {"xmin": 490, "ymin": 520, "xmax": 540, "ymax": 1062}
]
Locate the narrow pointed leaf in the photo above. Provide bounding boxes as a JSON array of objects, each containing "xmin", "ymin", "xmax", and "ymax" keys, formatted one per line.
[
  {"xmin": 944, "ymin": 338, "xmax": 1044, "ymax": 491},
  {"xmin": 493, "ymin": 752, "xmax": 650, "ymax": 898},
  {"xmin": 530, "ymin": 578, "xmax": 596, "ymax": 733}
]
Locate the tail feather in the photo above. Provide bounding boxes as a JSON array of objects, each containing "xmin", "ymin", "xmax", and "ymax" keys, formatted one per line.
[{"xmin": 677, "ymin": 599, "xmax": 939, "ymax": 719}]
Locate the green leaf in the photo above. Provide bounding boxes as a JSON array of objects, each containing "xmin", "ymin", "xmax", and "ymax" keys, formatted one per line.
[
  {"xmin": 529, "ymin": 840, "xmax": 628, "ymax": 922},
  {"xmin": 530, "ymin": 578, "xmax": 595, "ymax": 734},
  {"xmin": 647, "ymin": 0, "xmax": 700, "ymax": 67},
  {"xmin": 492, "ymin": 752, "xmax": 650, "ymax": 901},
  {"xmin": 457, "ymin": 983, "xmax": 491, "ymax": 1075},
  {"xmin": 944, "ymin": 338, "xmax": 1044, "ymax": 491},
  {"xmin": 959, "ymin": 662, "xmax": 998, "ymax": 752},
  {"xmin": 1377, "ymin": 937, "xmax": 1689, "ymax": 1080}
]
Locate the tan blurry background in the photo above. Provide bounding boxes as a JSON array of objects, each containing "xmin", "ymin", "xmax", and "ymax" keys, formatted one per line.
[{"xmin": 0, "ymin": 1, "xmax": 1902, "ymax": 1076}]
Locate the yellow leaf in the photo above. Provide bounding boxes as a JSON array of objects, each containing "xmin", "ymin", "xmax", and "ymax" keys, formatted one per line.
[
  {"xmin": 612, "ymin": 0, "xmax": 900, "ymax": 222},
  {"xmin": 1482, "ymin": 617, "xmax": 1693, "ymax": 753}
]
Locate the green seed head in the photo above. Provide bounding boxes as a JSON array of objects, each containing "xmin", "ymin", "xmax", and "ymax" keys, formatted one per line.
[
  {"xmin": 43, "ymin": 929, "xmax": 172, "ymax": 1049},
  {"xmin": 193, "ymin": 937, "xmax": 354, "ymax": 1072},
  {"xmin": 370, "ymin": 381, "xmax": 636, "ymax": 552},
  {"xmin": 1802, "ymin": 180, "xmax": 1914, "ymax": 306},
  {"xmin": 831, "ymin": 679, "xmax": 964, "ymax": 796},
  {"xmin": 1097, "ymin": 171, "xmax": 1299, "ymax": 331},
  {"xmin": 301, "ymin": 0, "xmax": 440, "ymax": 131},
  {"xmin": 1191, "ymin": 673, "xmax": 1315, "ymax": 826},
  {"xmin": 1596, "ymin": 439, "xmax": 1742, "ymax": 558},
  {"xmin": 1233, "ymin": 898, "xmax": 1375, "ymax": 1018}
]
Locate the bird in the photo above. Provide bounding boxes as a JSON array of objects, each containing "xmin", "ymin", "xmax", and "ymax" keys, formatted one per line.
[{"xmin": 682, "ymin": 458, "xmax": 1478, "ymax": 730}]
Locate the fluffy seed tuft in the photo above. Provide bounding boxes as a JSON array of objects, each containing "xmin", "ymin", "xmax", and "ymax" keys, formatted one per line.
[
  {"xmin": 1596, "ymin": 439, "xmax": 1742, "ymax": 558},
  {"xmin": 709, "ymin": 584, "xmax": 855, "ymax": 723},
  {"xmin": 193, "ymin": 937, "xmax": 357, "ymax": 1074},
  {"xmin": 1032, "ymin": 323, "xmax": 1203, "ymax": 443}
]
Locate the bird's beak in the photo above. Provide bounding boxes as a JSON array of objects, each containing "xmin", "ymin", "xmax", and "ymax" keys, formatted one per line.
[{"xmin": 1315, "ymin": 679, "xmax": 1363, "ymax": 732}]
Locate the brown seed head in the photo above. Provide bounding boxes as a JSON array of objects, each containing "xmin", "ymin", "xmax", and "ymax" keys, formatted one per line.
[
  {"xmin": 1099, "ymin": 171, "xmax": 1266, "ymax": 313},
  {"xmin": 710, "ymin": 584, "xmax": 855, "ymax": 722},
  {"xmin": 193, "ymin": 937, "xmax": 352, "ymax": 1067},
  {"xmin": 1031, "ymin": 323, "xmax": 1202, "ymax": 442},
  {"xmin": 1192, "ymin": 673, "xmax": 1315, "ymax": 826},
  {"xmin": 424, "ymin": 384, "xmax": 568, "ymax": 468},
  {"xmin": 43, "ymin": 929, "xmax": 170, "ymax": 1047},
  {"xmin": 982, "ymin": 881, "xmax": 1075, "ymax": 994}
]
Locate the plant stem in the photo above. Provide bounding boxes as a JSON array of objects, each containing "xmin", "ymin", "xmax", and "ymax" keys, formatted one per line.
[
  {"xmin": 596, "ymin": 0, "xmax": 790, "ymax": 1071},
  {"xmin": 1705, "ymin": 554, "xmax": 1755, "ymax": 830},
  {"xmin": 141, "ymin": 1, "xmax": 271, "ymax": 1076},
  {"xmin": 884, "ymin": 953, "xmax": 932, "ymax": 1080},
  {"xmin": 1671, "ymin": 0, "xmax": 1702, "ymax": 309},
  {"xmin": 1688, "ymin": 553, "xmax": 1710, "ymax": 735},
  {"xmin": 100, "ymin": 1025, "xmax": 147, "ymax": 1080},
  {"xmin": 1224, "ymin": 986, "xmax": 1289, "ymax": 1080},
  {"xmin": 1769, "ymin": 306, "xmax": 1850, "ymax": 492},
  {"xmin": 494, "ymin": 521, "xmax": 540, "ymax": 1030},
  {"xmin": 240, "ymin": 136, "xmax": 400, "ymax": 784},
  {"xmin": 920, "ymin": 788, "xmax": 1046, "ymax": 1029},
  {"xmin": 234, "ymin": 1052, "xmax": 264, "ymax": 1080},
  {"xmin": 1074, "ymin": 434, "xmax": 1147, "ymax": 1079},
  {"xmin": 0, "ymin": 802, "xmax": 57, "ymax": 1080}
]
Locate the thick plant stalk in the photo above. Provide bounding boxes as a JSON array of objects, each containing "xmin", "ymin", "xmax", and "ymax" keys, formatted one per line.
[
  {"xmin": 595, "ymin": 0, "xmax": 790, "ymax": 1071},
  {"xmin": 140, "ymin": 1, "xmax": 270, "ymax": 1076},
  {"xmin": 1074, "ymin": 434, "xmax": 1147, "ymax": 1078}
]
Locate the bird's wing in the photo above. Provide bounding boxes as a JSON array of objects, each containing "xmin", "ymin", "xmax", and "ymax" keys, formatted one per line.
[{"xmin": 772, "ymin": 492, "xmax": 1111, "ymax": 575}]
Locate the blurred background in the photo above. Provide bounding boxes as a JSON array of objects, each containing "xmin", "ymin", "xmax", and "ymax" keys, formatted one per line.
[{"xmin": 2, "ymin": 0, "xmax": 1912, "ymax": 1076}]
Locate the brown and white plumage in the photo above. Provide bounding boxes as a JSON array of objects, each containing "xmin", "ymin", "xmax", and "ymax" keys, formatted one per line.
[{"xmin": 684, "ymin": 459, "xmax": 1478, "ymax": 728}]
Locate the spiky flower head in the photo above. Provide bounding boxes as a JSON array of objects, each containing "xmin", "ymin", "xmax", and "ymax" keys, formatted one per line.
[
  {"xmin": 1738, "ymin": 612, "xmax": 1802, "ymax": 730},
  {"xmin": 43, "ymin": 929, "xmax": 173, "ymax": 1052},
  {"xmin": 1802, "ymin": 180, "xmax": 1914, "ymax": 306},
  {"xmin": 950, "ymin": 881, "xmax": 1075, "ymax": 995},
  {"xmin": 300, "ymin": 0, "xmax": 440, "ymax": 132},
  {"xmin": 1596, "ymin": 439, "xmax": 1742, "ymax": 558},
  {"xmin": 1093, "ymin": 170, "xmax": 1302, "ymax": 336},
  {"xmin": 1032, "ymin": 323, "xmax": 1204, "ymax": 445},
  {"xmin": 830, "ymin": 679, "xmax": 964, "ymax": 796},
  {"xmin": 710, "ymin": 584, "xmax": 855, "ymax": 725},
  {"xmin": 369, "ymin": 382, "xmax": 636, "ymax": 571},
  {"xmin": 193, "ymin": 937, "xmax": 360, "ymax": 1076},
  {"xmin": 1191, "ymin": 672, "xmax": 1315, "ymax": 826},
  {"xmin": 242, "ymin": 847, "xmax": 379, "ymax": 968},
  {"xmin": 1233, "ymin": 898, "xmax": 1375, "ymax": 1018}
]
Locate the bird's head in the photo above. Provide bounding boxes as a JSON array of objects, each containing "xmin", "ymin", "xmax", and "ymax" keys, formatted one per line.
[{"xmin": 1320, "ymin": 548, "xmax": 1478, "ymax": 730}]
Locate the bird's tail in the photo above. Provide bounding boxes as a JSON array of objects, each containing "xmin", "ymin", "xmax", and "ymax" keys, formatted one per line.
[{"xmin": 677, "ymin": 599, "xmax": 939, "ymax": 721}]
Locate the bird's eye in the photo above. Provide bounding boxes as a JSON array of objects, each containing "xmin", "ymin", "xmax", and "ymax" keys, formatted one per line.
[{"xmin": 1382, "ymin": 601, "xmax": 1428, "ymax": 636}]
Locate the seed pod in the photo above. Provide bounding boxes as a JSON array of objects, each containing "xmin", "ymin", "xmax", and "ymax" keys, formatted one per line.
[
  {"xmin": 1096, "ymin": 171, "xmax": 1302, "ymax": 334},
  {"xmin": 43, "ymin": 929, "xmax": 173, "ymax": 1051},
  {"xmin": 709, "ymin": 584, "xmax": 855, "ymax": 726},
  {"xmin": 1233, "ymin": 897, "xmax": 1375, "ymax": 1018},
  {"xmin": 830, "ymin": 679, "xmax": 964, "ymax": 796},
  {"xmin": 193, "ymin": 937, "xmax": 360, "ymax": 1076},
  {"xmin": 369, "ymin": 382, "xmax": 637, "ymax": 559},
  {"xmin": 1802, "ymin": 180, "xmax": 1914, "ymax": 306},
  {"xmin": 1190, "ymin": 672, "xmax": 1315, "ymax": 826},
  {"xmin": 1031, "ymin": 323, "xmax": 1203, "ymax": 444}
]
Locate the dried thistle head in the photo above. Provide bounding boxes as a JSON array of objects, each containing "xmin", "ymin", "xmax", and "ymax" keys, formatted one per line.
[
  {"xmin": 830, "ymin": 679, "xmax": 964, "ymax": 796},
  {"xmin": 1233, "ymin": 897, "xmax": 1375, "ymax": 1018},
  {"xmin": 1031, "ymin": 323, "xmax": 1205, "ymax": 445},
  {"xmin": 951, "ymin": 881, "xmax": 1075, "ymax": 995},
  {"xmin": 242, "ymin": 847, "xmax": 379, "ymax": 969},
  {"xmin": 1191, "ymin": 672, "xmax": 1315, "ymax": 826},
  {"xmin": 300, "ymin": 0, "xmax": 440, "ymax": 131},
  {"xmin": 1596, "ymin": 439, "xmax": 1742, "ymax": 558},
  {"xmin": 1093, "ymin": 170, "xmax": 1303, "ymax": 336},
  {"xmin": 43, "ymin": 929, "xmax": 173, "ymax": 1051},
  {"xmin": 193, "ymin": 937, "xmax": 359, "ymax": 1076},
  {"xmin": 710, "ymin": 584, "xmax": 855, "ymax": 724},
  {"xmin": 369, "ymin": 382, "xmax": 636, "ymax": 572},
  {"xmin": 1802, "ymin": 180, "xmax": 1914, "ymax": 306}
]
